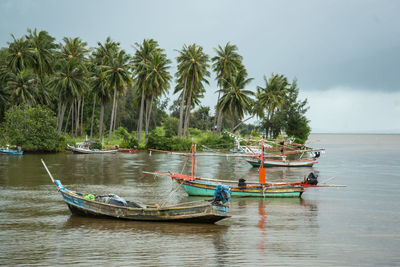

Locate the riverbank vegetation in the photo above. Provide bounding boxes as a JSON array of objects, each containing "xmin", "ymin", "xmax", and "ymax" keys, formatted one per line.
[{"xmin": 0, "ymin": 29, "xmax": 310, "ymax": 152}]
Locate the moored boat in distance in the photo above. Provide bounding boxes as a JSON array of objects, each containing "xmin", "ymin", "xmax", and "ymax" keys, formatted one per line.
[
  {"xmin": 67, "ymin": 141, "xmax": 117, "ymax": 154},
  {"xmin": 245, "ymin": 157, "xmax": 318, "ymax": 167},
  {"xmin": 0, "ymin": 145, "xmax": 23, "ymax": 155}
]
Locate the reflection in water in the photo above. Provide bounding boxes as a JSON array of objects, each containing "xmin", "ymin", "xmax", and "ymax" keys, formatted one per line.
[
  {"xmin": 257, "ymin": 201, "xmax": 267, "ymax": 255},
  {"xmin": 2, "ymin": 134, "xmax": 400, "ymax": 265}
]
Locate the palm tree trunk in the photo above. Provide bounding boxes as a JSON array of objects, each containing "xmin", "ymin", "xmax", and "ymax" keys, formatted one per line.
[
  {"xmin": 80, "ymin": 97, "xmax": 85, "ymax": 137},
  {"xmin": 145, "ymin": 94, "xmax": 154, "ymax": 141},
  {"xmin": 113, "ymin": 99, "xmax": 118, "ymax": 135},
  {"xmin": 57, "ymin": 102, "xmax": 61, "ymax": 130},
  {"xmin": 177, "ymin": 78, "xmax": 187, "ymax": 138},
  {"xmin": 57, "ymin": 102, "xmax": 67, "ymax": 135},
  {"xmin": 216, "ymin": 109, "xmax": 223, "ymax": 136},
  {"xmin": 71, "ymin": 101, "xmax": 75, "ymax": 137},
  {"xmin": 64, "ymin": 103, "xmax": 72, "ymax": 135},
  {"xmin": 90, "ymin": 94, "xmax": 96, "ymax": 138},
  {"xmin": 108, "ymin": 85, "xmax": 117, "ymax": 142},
  {"xmin": 137, "ymin": 85, "xmax": 145, "ymax": 141},
  {"xmin": 232, "ymin": 115, "xmax": 254, "ymax": 133},
  {"xmin": 183, "ymin": 74, "xmax": 195, "ymax": 138},
  {"xmin": 98, "ymin": 98, "xmax": 105, "ymax": 139},
  {"xmin": 213, "ymin": 91, "xmax": 221, "ymax": 130},
  {"xmin": 76, "ymin": 99, "xmax": 81, "ymax": 137}
]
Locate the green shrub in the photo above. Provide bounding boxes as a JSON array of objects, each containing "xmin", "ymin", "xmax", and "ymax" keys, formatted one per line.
[
  {"xmin": 119, "ymin": 135, "xmax": 139, "ymax": 148},
  {"xmin": 198, "ymin": 131, "xmax": 231, "ymax": 149},
  {"xmin": 163, "ymin": 117, "xmax": 179, "ymax": 137},
  {"xmin": 1, "ymin": 105, "xmax": 66, "ymax": 152},
  {"xmin": 115, "ymin": 126, "xmax": 130, "ymax": 140},
  {"xmin": 189, "ymin": 128, "xmax": 202, "ymax": 137},
  {"xmin": 146, "ymin": 128, "xmax": 191, "ymax": 151}
]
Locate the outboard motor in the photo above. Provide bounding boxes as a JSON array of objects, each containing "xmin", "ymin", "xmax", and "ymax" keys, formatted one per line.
[
  {"xmin": 306, "ymin": 172, "xmax": 318, "ymax": 185},
  {"xmin": 314, "ymin": 151, "xmax": 320, "ymax": 158},
  {"xmin": 238, "ymin": 178, "xmax": 247, "ymax": 187},
  {"xmin": 213, "ymin": 184, "xmax": 231, "ymax": 204}
]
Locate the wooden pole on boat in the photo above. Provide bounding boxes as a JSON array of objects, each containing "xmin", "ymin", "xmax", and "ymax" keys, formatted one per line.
[
  {"xmin": 259, "ymin": 137, "xmax": 266, "ymax": 184},
  {"xmin": 191, "ymin": 143, "xmax": 196, "ymax": 180},
  {"xmin": 41, "ymin": 159, "xmax": 55, "ymax": 183}
]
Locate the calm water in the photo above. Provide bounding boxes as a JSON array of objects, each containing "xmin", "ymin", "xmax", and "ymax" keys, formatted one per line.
[{"xmin": 1, "ymin": 134, "xmax": 399, "ymax": 266}]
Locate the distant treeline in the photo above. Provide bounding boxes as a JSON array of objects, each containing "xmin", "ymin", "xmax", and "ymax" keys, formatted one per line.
[{"xmin": 0, "ymin": 28, "xmax": 310, "ymax": 151}]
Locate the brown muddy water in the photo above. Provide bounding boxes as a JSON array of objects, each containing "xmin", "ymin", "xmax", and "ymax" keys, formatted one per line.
[{"xmin": 0, "ymin": 134, "xmax": 399, "ymax": 266}]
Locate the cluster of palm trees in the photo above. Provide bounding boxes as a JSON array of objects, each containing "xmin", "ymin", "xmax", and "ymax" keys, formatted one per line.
[{"xmin": 0, "ymin": 28, "xmax": 310, "ymax": 143}]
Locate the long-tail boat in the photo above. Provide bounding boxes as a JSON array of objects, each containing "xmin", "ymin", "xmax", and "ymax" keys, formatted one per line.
[
  {"xmin": 244, "ymin": 155, "xmax": 319, "ymax": 167},
  {"xmin": 41, "ymin": 159, "xmax": 230, "ymax": 224},
  {"xmin": 146, "ymin": 140, "xmax": 342, "ymax": 198},
  {"xmin": 67, "ymin": 144, "xmax": 117, "ymax": 154},
  {"xmin": 229, "ymin": 132, "xmax": 323, "ymax": 167}
]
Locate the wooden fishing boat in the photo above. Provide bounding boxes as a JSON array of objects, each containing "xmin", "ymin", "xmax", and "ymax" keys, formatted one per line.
[
  {"xmin": 245, "ymin": 157, "xmax": 318, "ymax": 167},
  {"xmin": 148, "ymin": 172, "xmax": 305, "ymax": 198},
  {"xmin": 67, "ymin": 144, "xmax": 117, "ymax": 154},
  {"xmin": 41, "ymin": 160, "xmax": 230, "ymax": 224},
  {"xmin": 0, "ymin": 147, "xmax": 23, "ymax": 155},
  {"xmin": 146, "ymin": 141, "xmax": 342, "ymax": 198}
]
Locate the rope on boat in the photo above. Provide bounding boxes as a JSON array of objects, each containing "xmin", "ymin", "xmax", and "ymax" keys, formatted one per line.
[{"xmin": 160, "ymin": 178, "xmax": 183, "ymax": 207}]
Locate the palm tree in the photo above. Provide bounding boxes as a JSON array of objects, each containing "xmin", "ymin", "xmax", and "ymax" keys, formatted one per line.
[
  {"xmin": 58, "ymin": 37, "xmax": 89, "ymax": 136},
  {"xmin": 175, "ymin": 44, "xmax": 210, "ymax": 138},
  {"xmin": 256, "ymin": 74, "xmax": 289, "ymax": 137},
  {"xmin": 142, "ymin": 51, "xmax": 172, "ymax": 139},
  {"xmin": 6, "ymin": 69, "xmax": 38, "ymax": 107},
  {"xmin": 91, "ymin": 65, "xmax": 111, "ymax": 139},
  {"xmin": 26, "ymin": 28, "xmax": 57, "ymax": 79},
  {"xmin": 217, "ymin": 69, "xmax": 254, "ymax": 132},
  {"xmin": 6, "ymin": 35, "xmax": 34, "ymax": 73},
  {"xmin": 49, "ymin": 59, "xmax": 88, "ymax": 135},
  {"xmin": 212, "ymin": 43, "xmax": 243, "ymax": 135},
  {"xmin": 58, "ymin": 37, "xmax": 89, "ymax": 63},
  {"xmin": 132, "ymin": 39, "xmax": 160, "ymax": 141},
  {"xmin": 102, "ymin": 49, "xmax": 132, "ymax": 142}
]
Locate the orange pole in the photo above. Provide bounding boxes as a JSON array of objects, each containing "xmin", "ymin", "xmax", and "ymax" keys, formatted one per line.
[{"xmin": 259, "ymin": 137, "xmax": 266, "ymax": 184}]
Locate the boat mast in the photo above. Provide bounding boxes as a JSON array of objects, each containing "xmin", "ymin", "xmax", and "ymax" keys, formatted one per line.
[
  {"xmin": 191, "ymin": 143, "xmax": 196, "ymax": 180},
  {"xmin": 259, "ymin": 137, "xmax": 266, "ymax": 184}
]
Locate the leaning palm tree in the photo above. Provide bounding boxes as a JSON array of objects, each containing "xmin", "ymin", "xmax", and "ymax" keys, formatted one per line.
[
  {"xmin": 212, "ymin": 43, "xmax": 243, "ymax": 135},
  {"xmin": 102, "ymin": 49, "xmax": 132, "ymax": 142},
  {"xmin": 256, "ymin": 74, "xmax": 290, "ymax": 137},
  {"xmin": 175, "ymin": 44, "xmax": 210, "ymax": 138},
  {"xmin": 131, "ymin": 39, "xmax": 160, "ymax": 141},
  {"xmin": 142, "ymin": 51, "xmax": 172, "ymax": 139},
  {"xmin": 217, "ymin": 69, "xmax": 254, "ymax": 132}
]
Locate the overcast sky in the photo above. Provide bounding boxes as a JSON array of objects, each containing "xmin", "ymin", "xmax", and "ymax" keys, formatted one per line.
[{"xmin": 1, "ymin": 0, "xmax": 399, "ymax": 133}]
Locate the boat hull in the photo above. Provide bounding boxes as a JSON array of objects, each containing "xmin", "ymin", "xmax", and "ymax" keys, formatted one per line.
[
  {"xmin": 0, "ymin": 148, "xmax": 23, "ymax": 155},
  {"xmin": 175, "ymin": 178, "xmax": 304, "ymax": 198},
  {"xmin": 246, "ymin": 158, "xmax": 317, "ymax": 167},
  {"xmin": 67, "ymin": 145, "xmax": 117, "ymax": 154},
  {"xmin": 59, "ymin": 190, "xmax": 229, "ymax": 223}
]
